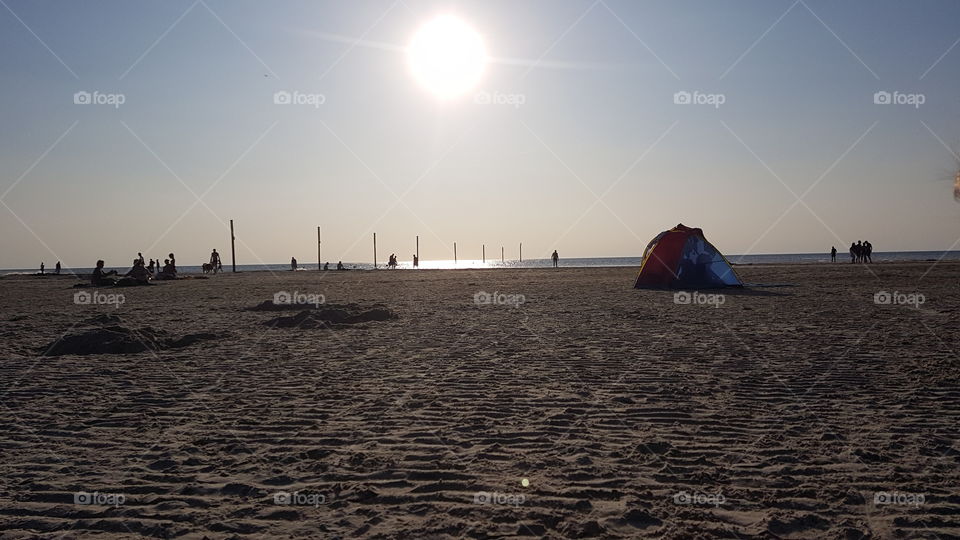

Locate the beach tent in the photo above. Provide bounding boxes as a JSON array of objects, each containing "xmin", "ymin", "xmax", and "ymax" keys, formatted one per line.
[{"xmin": 634, "ymin": 224, "xmax": 743, "ymax": 289}]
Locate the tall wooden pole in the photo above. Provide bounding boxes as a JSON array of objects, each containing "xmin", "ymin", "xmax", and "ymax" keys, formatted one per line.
[
  {"xmin": 501, "ymin": 246, "xmax": 504, "ymax": 262},
  {"xmin": 416, "ymin": 235, "xmax": 419, "ymax": 264},
  {"xmin": 317, "ymin": 226, "xmax": 321, "ymax": 271},
  {"xmin": 454, "ymin": 242, "xmax": 457, "ymax": 264},
  {"xmin": 373, "ymin": 232, "xmax": 377, "ymax": 269},
  {"xmin": 520, "ymin": 242, "xmax": 522, "ymax": 262},
  {"xmin": 482, "ymin": 244, "xmax": 485, "ymax": 263},
  {"xmin": 230, "ymin": 219, "xmax": 237, "ymax": 273}
]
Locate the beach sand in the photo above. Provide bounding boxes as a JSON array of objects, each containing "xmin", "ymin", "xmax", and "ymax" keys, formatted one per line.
[{"xmin": 0, "ymin": 262, "xmax": 958, "ymax": 538}]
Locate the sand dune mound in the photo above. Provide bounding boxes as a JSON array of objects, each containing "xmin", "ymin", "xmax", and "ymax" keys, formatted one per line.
[
  {"xmin": 41, "ymin": 325, "xmax": 220, "ymax": 356},
  {"xmin": 263, "ymin": 307, "xmax": 395, "ymax": 329}
]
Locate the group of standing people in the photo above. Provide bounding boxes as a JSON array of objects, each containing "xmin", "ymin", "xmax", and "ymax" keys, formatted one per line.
[{"xmin": 830, "ymin": 242, "xmax": 873, "ymax": 263}]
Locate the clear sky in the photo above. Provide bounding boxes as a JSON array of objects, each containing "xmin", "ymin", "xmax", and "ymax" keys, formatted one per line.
[{"xmin": 2, "ymin": 0, "xmax": 959, "ymax": 268}]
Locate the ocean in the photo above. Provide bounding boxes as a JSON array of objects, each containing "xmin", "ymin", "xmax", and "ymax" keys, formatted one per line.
[{"xmin": 5, "ymin": 251, "xmax": 960, "ymax": 276}]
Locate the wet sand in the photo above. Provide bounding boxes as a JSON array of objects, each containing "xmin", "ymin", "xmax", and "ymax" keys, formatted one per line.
[{"xmin": 0, "ymin": 262, "xmax": 958, "ymax": 538}]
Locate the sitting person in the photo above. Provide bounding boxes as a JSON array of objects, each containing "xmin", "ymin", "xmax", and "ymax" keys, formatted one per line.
[
  {"xmin": 337, "ymin": 261, "xmax": 344, "ymax": 270},
  {"xmin": 91, "ymin": 260, "xmax": 118, "ymax": 287},
  {"xmin": 116, "ymin": 259, "xmax": 152, "ymax": 286},
  {"xmin": 155, "ymin": 258, "xmax": 177, "ymax": 280}
]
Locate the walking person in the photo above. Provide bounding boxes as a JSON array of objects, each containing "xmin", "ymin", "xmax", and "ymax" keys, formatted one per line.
[
  {"xmin": 551, "ymin": 250, "xmax": 559, "ymax": 268},
  {"xmin": 830, "ymin": 246, "xmax": 837, "ymax": 263},
  {"xmin": 864, "ymin": 241, "xmax": 873, "ymax": 263}
]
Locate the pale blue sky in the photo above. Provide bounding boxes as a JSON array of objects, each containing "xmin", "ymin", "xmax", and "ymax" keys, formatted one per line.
[{"xmin": 1, "ymin": 0, "xmax": 959, "ymax": 268}]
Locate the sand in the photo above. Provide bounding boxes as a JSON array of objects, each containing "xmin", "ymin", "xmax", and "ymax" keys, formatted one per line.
[{"xmin": 0, "ymin": 262, "xmax": 958, "ymax": 538}]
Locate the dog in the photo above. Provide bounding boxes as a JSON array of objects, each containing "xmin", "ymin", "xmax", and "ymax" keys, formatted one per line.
[{"xmin": 202, "ymin": 263, "xmax": 215, "ymax": 274}]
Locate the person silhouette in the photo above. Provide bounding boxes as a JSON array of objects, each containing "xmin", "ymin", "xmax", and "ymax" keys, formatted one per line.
[
  {"xmin": 849, "ymin": 243, "xmax": 857, "ymax": 263},
  {"xmin": 55, "ymin": 261, "xmax": 61, "ymax": 274},
  {"xmin": 551, "ymin": 250, "xmax": 559, "ymax": 268},
  {"xmin": 864, "ymin": 241, "xmax": 873, "ymax": 263},
  {"xmin": 323, "ymin": 262, "xmax": 329, "ymax": 271},
  {"xmin": 830, "ymin": 246, "xmax": 837, "ymax": 263},
  {"xmin": 413, "ymin": 254, "xmax": 419, "ymax": 268},
  {"xmin": 40, "ymin": 262, "xmax": 44, "ymax": 275},
  {"xmin": 291, "ymin": 257, "xmax": 297, "ymax": 271},
  {"xmin": 337, "ymin": 261, "xmax": 344, "ymax": 270}
]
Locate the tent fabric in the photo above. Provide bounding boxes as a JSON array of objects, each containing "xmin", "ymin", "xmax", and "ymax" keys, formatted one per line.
[{"xmin": 634, "ymin": 224, "xmax": 743, "ymax": 289}]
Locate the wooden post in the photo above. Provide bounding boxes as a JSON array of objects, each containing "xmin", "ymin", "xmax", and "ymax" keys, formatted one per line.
[
  {"xmin": 520, "ymin": 242, "xmax": 522, "ymax": 262},
  {"xmin": 416, "ymin": 235, "xmax": 419, "ymax": 266},
  {"xmin": 482, "ymin": 244, "xmax": 485, "ymax": 263},
  {"xmin": 230, "ymin": 219, "xmax": 237, "ymax": 273},
  {"xmin": 501, "ymin": 246, "xmax": 504, "ymax": 262},
  {"xmin": 317, "ymin": 226, "xmax": 322, "ymax": 270},
  {"xmin": 373, "ymin": 232, "xmax": 377, "ymax": 269},
  {"xmin": 454, "ymin": 242, "xmax": 457, "ymax": 264}
]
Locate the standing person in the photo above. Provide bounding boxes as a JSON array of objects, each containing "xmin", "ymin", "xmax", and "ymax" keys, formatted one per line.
[
  {"xmin": 864, "ymin": 241, "xmax": 873, "ymax": 263},
  {"xmin": 855, "ymin": 241, "xmax": 864, "ymax": 263},
  {"xmin": 55, "ymin": 261, "xmax": 61, "ymax": 274},
  {"xmin": 210, "ymin": 249, "xmax": 221, "ymax": 273},
  {"xmin": 291, "ymin": 257, "xmax": 297, "ymax": 271},
  {"xmin": 413, "ymin": 254, "xmax": 419, "ymax": 268},
  {"xmin": 137, "ymin": 252, "xmax": 145, "ymax": 265},
  {"xmin": 40, "ymin": 262, "xmax": 44, "ymax": 275},
  {"xmin": 849, "ymin": 243, "xmax": 857, "ymax": 263},
  {"xmin": 168, "ymin": 253, "xmax": 177, "ymax": 273},
  {"xmin": 551, "ymin": 250, "xmax": 559, "ymax": 268},
  {"xmin": 830, "ymin": 246, "xmax": 837, "ymax": 263}
]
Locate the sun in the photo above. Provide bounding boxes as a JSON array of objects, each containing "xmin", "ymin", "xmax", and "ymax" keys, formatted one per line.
[{"xmin": 407, "ymin": 15, "xmax": 487, "ymax": 99}]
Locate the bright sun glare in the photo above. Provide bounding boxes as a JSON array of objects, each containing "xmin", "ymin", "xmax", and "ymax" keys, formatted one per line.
[{"xmin": 407, "ymin": 15, "xmax": 487, "ymax": 99}]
